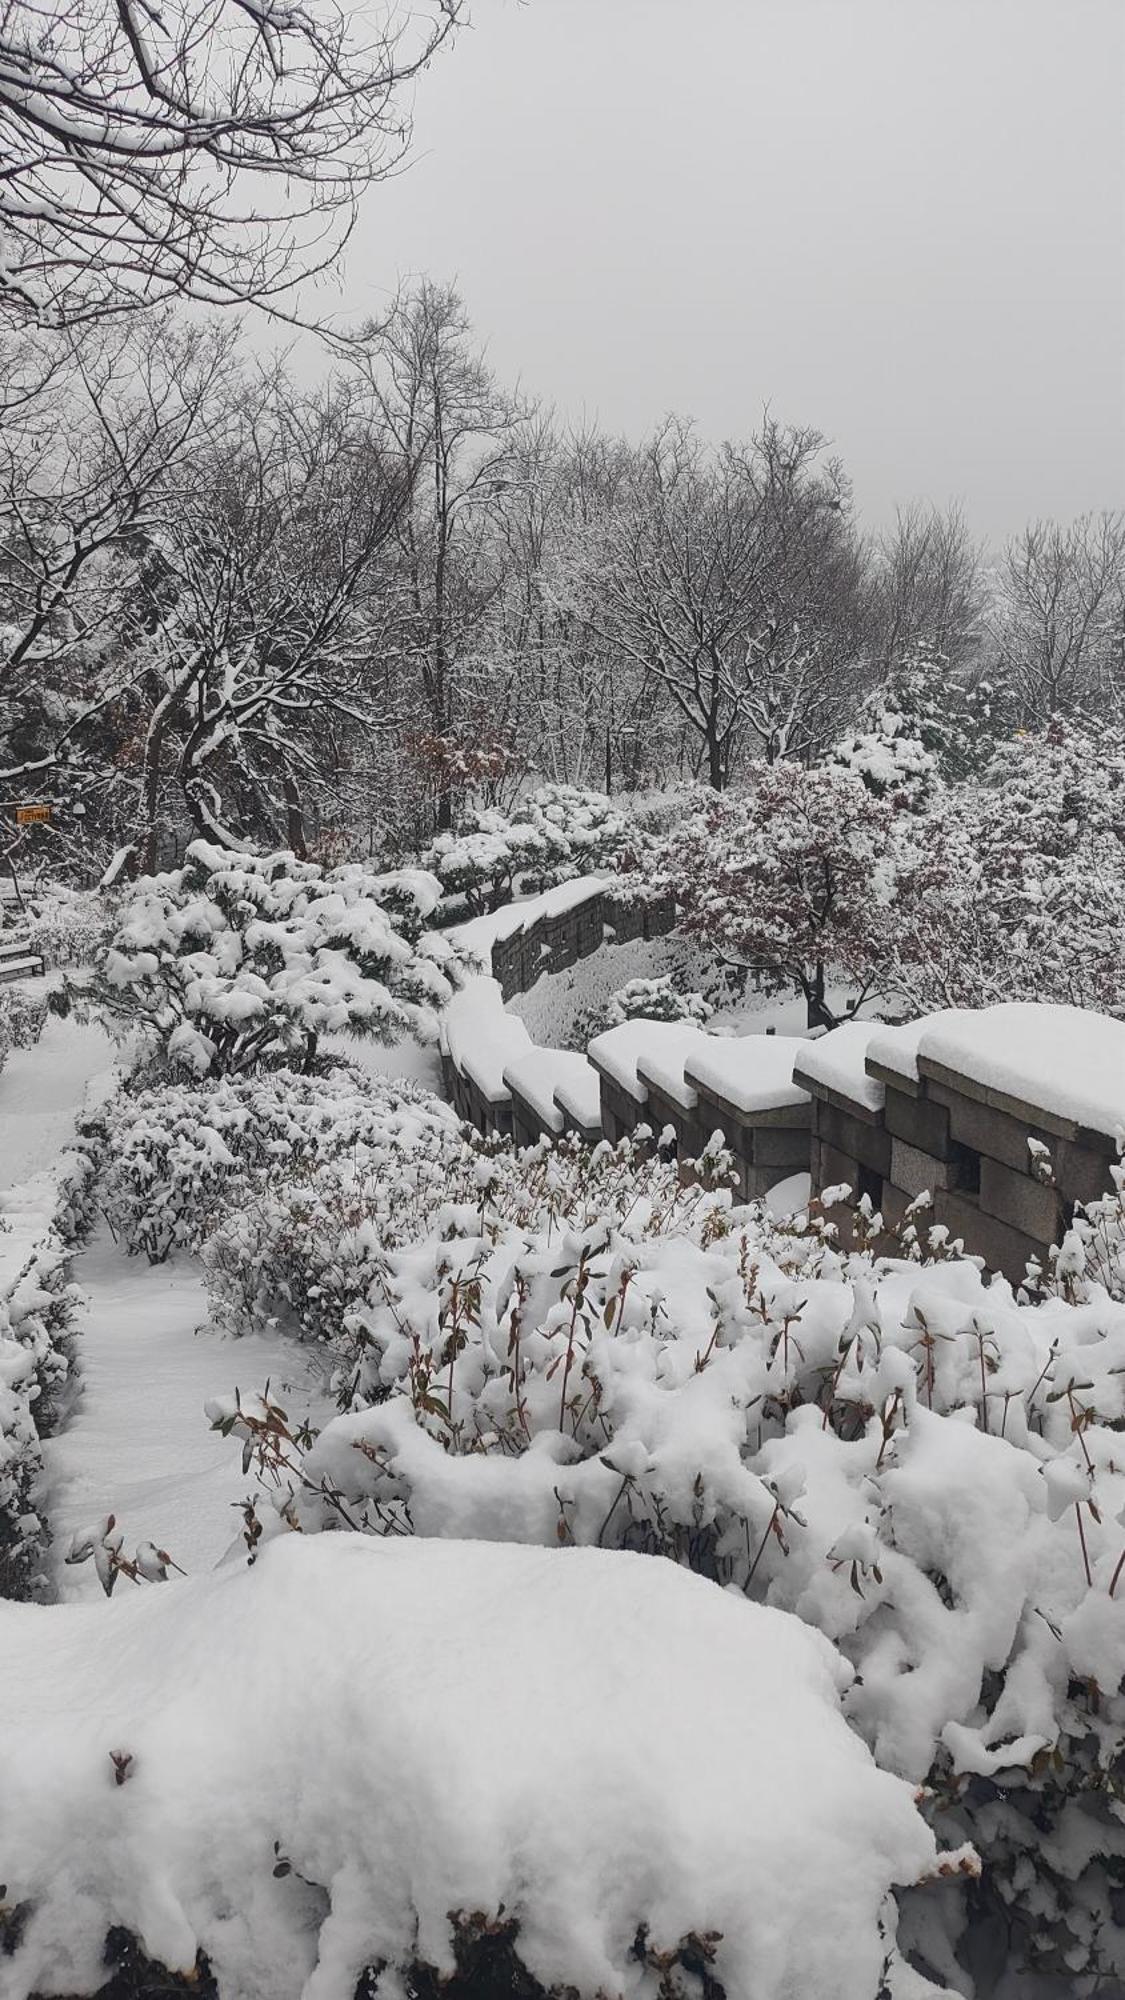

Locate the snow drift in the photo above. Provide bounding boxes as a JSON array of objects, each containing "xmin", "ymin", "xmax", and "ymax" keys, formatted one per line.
[{"xmin": 0, "ymin": 1534, "xmax": 945, "ymax": 2000}]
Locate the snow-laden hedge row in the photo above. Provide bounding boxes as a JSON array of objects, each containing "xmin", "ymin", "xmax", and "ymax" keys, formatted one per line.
[
  {"xmin": 200, "ymin": 1133, "xmax": 1125, "ymax": 1996},
  {"xmin": 0, "ymin": 981, "xmax": 50, "ymax": 1077},
  {"xmin": 74, "ymin": 1067, "xmax": 464, "ymax": 1265},
  {"xmin": 0, "ymin": 1533, "xmax": 956, "ymax": 2000},
  {"xmin": 0, "ymin": 1169, "xmax": 83, "ymax": 1598},
  {"xmin": 425, "ymin": 784, "xmax": 632, "ymax": 916}
]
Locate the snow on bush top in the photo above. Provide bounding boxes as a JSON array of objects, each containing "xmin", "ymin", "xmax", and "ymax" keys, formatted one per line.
[
  {"xmin": 84, "ymin": 841, "xmax": 464, "ymax": 1079},
  {"xmin": 792, "ymin": 1020, "xmax": 887, "ymax": 1112},
  {"xmin": 917, "ymin": 1002, "xmax": 1125, "ymax": 1136},
  {"xmin": 0, "ymin": 1532, "xmax": 945, "ymax": 2000},
  {"xmin": 683, "ymin": 1033, "xmax": 811, "ymax": 1116},
  {"xmin": 426, "ymin": 785, "xmax": 631, "ymax": 916}
]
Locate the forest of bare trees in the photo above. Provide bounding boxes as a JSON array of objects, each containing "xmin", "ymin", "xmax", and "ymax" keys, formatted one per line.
[{"xmin": 2, "ymin": 276, "xmax": 1122, "ymax": 884}]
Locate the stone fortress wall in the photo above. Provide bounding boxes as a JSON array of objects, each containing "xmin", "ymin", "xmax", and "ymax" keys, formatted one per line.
[{"xmin": 440, "ymin": 882, "xmax": 1122, "ymax": 1285}]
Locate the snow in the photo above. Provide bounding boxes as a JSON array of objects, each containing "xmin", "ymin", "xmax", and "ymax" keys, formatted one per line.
[
  {"xmin": 0, "ymin": 1532, "xmax": 940, "ymax": 2000},
  {"xmin": 917, "ymin": 1002, "xmax": 1125, "ymax": 1137},
  {"xmin": 865, "ymin": 1010, "xmax": 977, "ymax": 1087},
  {"xmin": 448, "ymin": 874, "xmax": 610, "ymax": 967},
  {"xmin": 587, "ymin": 1019, "xmax": 711, "ymax": 1104},
  {"xmin": 0, "ymin": 1015, "xmax": 114, "ymax": 1192},
  {"xmin": 683, "ymin": 1033, "xmax": 811, "ymax": 1116},
  {"xmin": 765, "ymin": 1170, "xmax": 812, "ymax": 1217},
  {"xmin": 502, "ymin": 1047, "xmax": 600, "ymax": 1134},
  {"xmin": 792, "ymin": 1021, "xmax": 887, "ymax": 1113},
  {"xmin": 441, "ymin": 976, "xmax": 533, "ymax": 1101},
  {"xmin": 43, "ymin": 1229, "xmax": 332, "ymax": 1596},
  {"xmin": 552, "ymin": 1056, "xmax": 603, "ymax": 1133}
]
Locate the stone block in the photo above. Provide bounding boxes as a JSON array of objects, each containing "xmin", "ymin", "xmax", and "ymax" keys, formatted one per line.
[
  {"xmin": 934, "ymin": 1190, "xmax": 1041, "ymax": 1287},
  {"xmin": 979, "ymin": 1156, "xmax": 1063, "ymax": 1246},
  {"xmin": 1054, "ymin": 1138, "xmax": 1118, "ymax": 1210},
  {"xmin": 919, "ymin": 1056, "xmax": 1078, "ymax": 1141},
  {"xmin": 883, "ymin": 1087, "xmax": 953, "ymax": 1160},
  {"xmin": 890, "ymin": 1137, "xmax": 962, "ymax": 1199},
  {"xmin": 643, "ymin": 897, "xmax": 676, "ymax": 940},
  {"xmin": 751, "ymin": 1124, "xmax": 814, "ymax": 1171},
  {"xmin": 814, "ymin": 1100, "xmax": 891, "ymax": 1178},
  {"xmin": 925, "ymin": 1081, "xmax": 1056, "ymax": 1177},
  {"xmin": 812, "ymin": 1139, "xmax": 862, "ymax": 1196},
  {"xmin": 604, "ymin": 900, "xmax": 644, "ymax": 944},
  {"xmin": 879, "ymin": 1183, "xmax": 913, "ymax": 1234}
]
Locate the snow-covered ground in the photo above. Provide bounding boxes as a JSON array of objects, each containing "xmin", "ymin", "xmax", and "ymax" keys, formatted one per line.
[
  {"xmin": 0, "ymin": 1533, "xmax": 943, "ymax": 2000},
  {"xmin": 0, "ymin": 1014, "xmax": 113, "ymax": 1190},
  {"xmin": 44, "ymin": 1228, "xmax": 333, "ymax": 1597}
]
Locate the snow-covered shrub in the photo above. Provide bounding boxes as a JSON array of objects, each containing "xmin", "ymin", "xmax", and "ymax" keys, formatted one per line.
[
  {"xmin": 603, "ymin": 973, "xmax": 713, "ymax": 1028},
  {"xmin": 71, "ymin": 840, "xmax": 464, "ymax": 1079},
  {"xmin": 83, "ymin": 1068, "xmax": 463, "ymax": 1264},
  {"xmin": 0, "ymin": 1533, "xmax": 953, "ymax": 2000},
  {"xmin": 0, "ymin": 982, "xmax": 49, "ymax": 1056},
  {"xmin": 202, "ymin": 1130, "xmax": 733, "ymax": 1394},
  {"xmin": 0, "ymin": 1175, "xmax": 82, "ymax": 1599},
  {"xmin": 22, "ymin": 882, "xmax": 116, "ymax": 970},
  {"xmin": 827, "ymin": 712, "xmax": 938, "ymax": 806},
  {"xmin": 424, "ymin": 785, "xmax": 631, "ymax": 915},
  {"xmin": 641, "ymin": 765, "xmax": 940, "ymax": 1029},
  {"xmin": 211, "ymin": 1160, "xmax": 1125, "ymax": 1995}
]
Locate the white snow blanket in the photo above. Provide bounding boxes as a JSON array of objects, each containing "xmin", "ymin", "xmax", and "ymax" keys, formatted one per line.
[
  {"xmin": 0, "ymin": 1534, "xmax": 941, "ymax": 2000},
  {"xmin": 917, "ymin": 1001, "xmax": 1125, "ymax": 1135}
]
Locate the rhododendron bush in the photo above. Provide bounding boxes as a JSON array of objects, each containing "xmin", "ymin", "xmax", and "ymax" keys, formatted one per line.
[
  {"xmin": 66, "ymin": 840, "xmax": 464, "ymax": 1078},
  {"xmin": 74, "ymin": 1067, "xmax": 464, "ymax": 1263},
  {"xmin": 424, "ymin": 784, "xmax": 631, "ymax": 914},
  {"xmin": 196, "ymin": 1120, "xmax": 1125, "ymax": 1996}
]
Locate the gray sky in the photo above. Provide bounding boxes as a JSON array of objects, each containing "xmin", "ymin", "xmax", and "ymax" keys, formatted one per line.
[{"xmin": 337, "ymin": 0, "xmax": 1124, "ymax": 546}]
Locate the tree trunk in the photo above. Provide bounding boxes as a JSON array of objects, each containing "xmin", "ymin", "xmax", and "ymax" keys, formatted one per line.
[{"xmin": 283, "ymin": 772, "xmax": 308, "ymax": 859}]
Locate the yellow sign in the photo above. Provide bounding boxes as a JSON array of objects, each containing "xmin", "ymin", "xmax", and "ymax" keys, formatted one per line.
[{"xmin": 15, "ymin": 804, "xmax": 51, "ymax": 825}]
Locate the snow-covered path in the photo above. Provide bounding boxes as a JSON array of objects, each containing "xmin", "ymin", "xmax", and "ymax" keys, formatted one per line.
[
  {"xmin": 45, "ymin": 1228, "xmax": 333, "ymax": 1599},
  {"xmin": 0, "ymin": 1014, "xmax": 113, "ymax": 1190}
]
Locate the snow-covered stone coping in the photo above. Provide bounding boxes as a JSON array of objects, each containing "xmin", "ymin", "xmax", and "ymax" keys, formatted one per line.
[
  {"xmin": 502, "ymin": 1048, "xmax": 599, "ymax": 1136},
  {"xmin": 865, "ymin": 1010, "xmax": 975, "ymax": 1096},
  {"xmin": 449, "ymin": 875, "xmax": 611, "ymax": 970},
  {"xmin": 683, "ymin": 1033, "xmax": 811, "ymax": 1119},
  {"xmin": 792, "ymin": 1021, "xmax": 886, "ymax": 1119},
  {"xmin": 915, "ymin": 1001, "xmax": 1125, "ymax": 1142},
  {"xmin": 552, "ymin": 1055, "xmax": 603, "ymax": 1135},
  {"xmin": 588, "ymin": 1020, "xmax": 712, "ymax": 1106},
  {"xmin": 0, "ymin": 1532, "xmax": 941, "ymax": 1998},
  {"xmin": 441, "ymin": 978, "xmax": 533, "ymax": 1104}
]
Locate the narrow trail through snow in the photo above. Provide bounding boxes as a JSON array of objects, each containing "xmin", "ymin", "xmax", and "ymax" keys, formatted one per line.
[
  {"xmin": 0, "ymin": 1014, "xmax": 112, "ymax": 1189},
  {"xmin": 45, "ymin": 1229, "xmax": 333, "ymax": 1600}
]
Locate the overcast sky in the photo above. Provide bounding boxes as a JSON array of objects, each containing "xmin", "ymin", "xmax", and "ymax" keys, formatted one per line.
[{"xmin": 336, "ymin": 0, "xmax": 1124, "ymax": 546}]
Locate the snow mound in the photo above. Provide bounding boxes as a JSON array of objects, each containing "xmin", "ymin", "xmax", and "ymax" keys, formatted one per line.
[
  {"xmin": 684, "ymin": 1033, "xmax": 810, "ymax": 1116},
  {"xmin": 502, "ymin": 1046, "xmax": 599, "ymax": 1133},
  {"xmin": 587, "ymin": 1019, "xmax": 712, "ymax": 1104},
  {"xmin": 441, "ymin": 976, "xmax": 533, "ymax": 1101},
  {"xmin": 0, "ymin": 1534, "xmax": 940, "ymax": 2000},
  {"xmin": 792, "ymin": 1021, "xmax": 886, "ymax": 1113},
  {"xmin": 917, "ymin": 1002, "xmax": 1125, "ymax": 1136}
]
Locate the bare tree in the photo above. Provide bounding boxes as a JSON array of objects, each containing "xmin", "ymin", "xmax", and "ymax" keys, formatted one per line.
[
  {"xmin": 565, "ymin": 417, "xmax": 866, "ymax": 788},
  {"xmin": 0, "ymin": 0, "xmax": 460, "ymax": 326},
  {"xmin": 354, "ymin": 281, "xmax": 521, "ymax": 827},
  {"xmin": 0, "ymin": 315, "xmax": 238, "ymax": 846},
  {"xmin": 128, "ymin": 365, "xmax": 410, "ymax": 864},
  {"xmin": 993, "ymin": 512, "xmax": 1125, "ymax": 725},
  {"xmin": 866, "ymin": 503, "xmax": 984, "ymax": 674}
]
